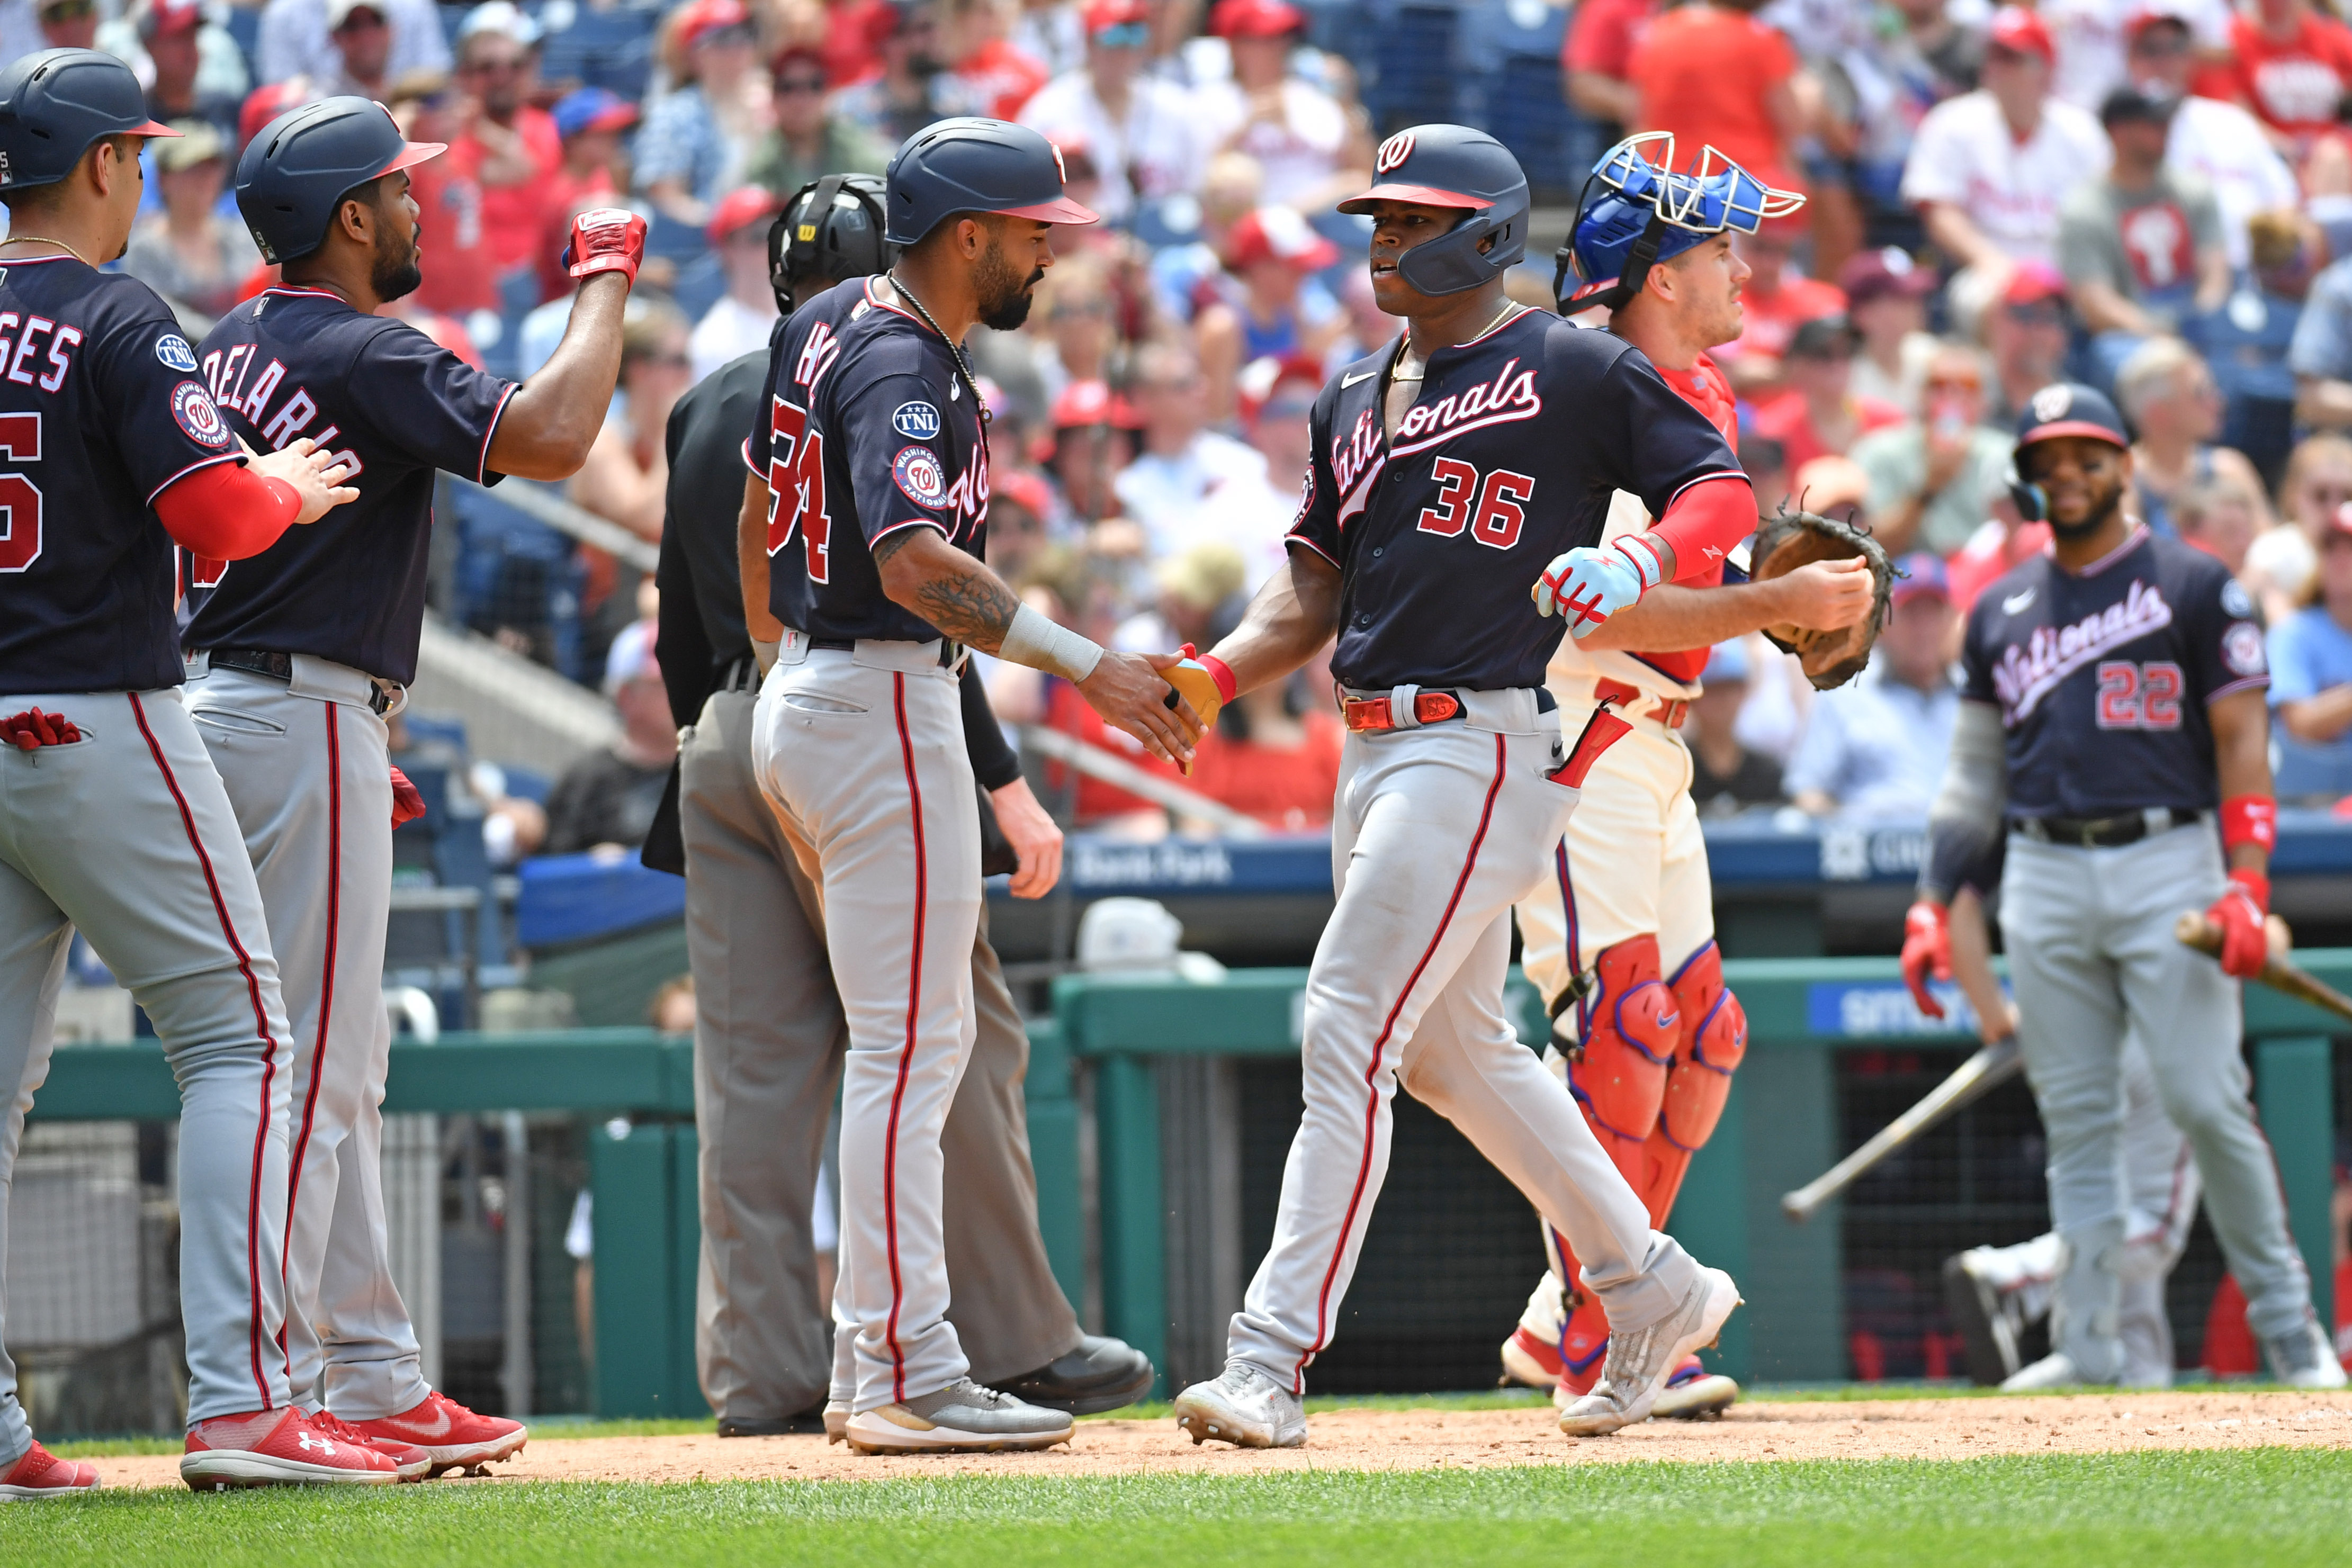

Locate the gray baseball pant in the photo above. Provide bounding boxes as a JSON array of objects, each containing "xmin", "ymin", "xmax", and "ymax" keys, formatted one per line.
[
  {"xmin": 0, "ymin": 687, "xmax": 294, "ymax": 1460},
  {"xmin": 186, "ymin": 660, "xmax": 428, "ymax": 1420},
  {"xmin": 1227, "ymin": 692, "xmax": 1701, "ymax": 1393},
  {"xmin": 683, "ymin": 682, "xmax": 1079, "ymax": 1421},
  {"xmin": 2000, "ymin": 825, "xmax": 2314, "ymax": 1377}
]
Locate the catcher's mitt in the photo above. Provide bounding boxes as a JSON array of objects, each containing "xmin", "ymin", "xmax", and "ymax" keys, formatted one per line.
[{"xmin": 1745, "ymin": 505, "xmax": 1901, "ymax": 691}]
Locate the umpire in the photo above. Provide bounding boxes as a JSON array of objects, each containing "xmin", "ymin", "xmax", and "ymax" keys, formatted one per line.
[{"xmin": 649, "ymin": 173, "xmax": 1152, "ymax": 1435}]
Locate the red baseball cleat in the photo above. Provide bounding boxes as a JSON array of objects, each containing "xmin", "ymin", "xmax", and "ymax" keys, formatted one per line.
[
  {"xmin": 1, "ymin": 1441, "xmax": 100, "ymax": 1499},
  {"xmin": 181, "ymin": 1408, "xmax": 402, "ymax": 1489},
  {"xmin": 309, "ymin": 1411, "xmax": 431, "ymax": 1481},
  {"xmin": 345, "ymin": 1392, "xmax": 527, "ymax": 1476}
]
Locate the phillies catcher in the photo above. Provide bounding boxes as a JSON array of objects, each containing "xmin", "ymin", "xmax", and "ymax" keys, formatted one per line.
[{"xmin": 1502, "ymin": 136, "xmax": 1877, "ymax": 1419}]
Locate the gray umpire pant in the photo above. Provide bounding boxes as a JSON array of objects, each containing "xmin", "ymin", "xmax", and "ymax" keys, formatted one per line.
[
  {"xmin": 2000, "ymin": 824, "xmax": 2314, "ymax": 1377},
  {"xmin": 681, "ymin": 681, "xmax": 1081, "ymax": 1422}
]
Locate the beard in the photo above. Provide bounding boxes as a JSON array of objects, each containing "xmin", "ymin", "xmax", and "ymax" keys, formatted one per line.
[
  {"xmin": 372, "ymin": 220, "xmax": 423, "ymax": 303},
  {"xmin": 974, "ymin": 235, "xmax": 1044, "ymax": 331},
  {"xmin": 2045, "ymin": 473, "xmax": 2126, "ymax": 539}
]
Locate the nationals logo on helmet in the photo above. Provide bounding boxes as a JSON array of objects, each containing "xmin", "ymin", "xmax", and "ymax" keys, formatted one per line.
[
  {"xmin": 1376, "ymin": 131, "xmax": 1415, "ymax": 174},
  {"xmin": 2030, "ymin": 384, "xmax": 2073, "ymax": 424}
]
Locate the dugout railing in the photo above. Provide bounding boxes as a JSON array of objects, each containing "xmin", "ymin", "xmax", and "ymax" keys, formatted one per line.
[{"xmin": 23, "ymin": 958, "xmax": 2342, "ymax": 1417}]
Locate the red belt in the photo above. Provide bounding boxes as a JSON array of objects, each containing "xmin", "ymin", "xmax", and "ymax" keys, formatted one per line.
[
  {"xmin": 1343, "ymin": 691, "xmax": 1463, "ymax": 732},
  {"xmin": 1594, "ymin": 677, "xmax": 1687, "ymax": 731}
]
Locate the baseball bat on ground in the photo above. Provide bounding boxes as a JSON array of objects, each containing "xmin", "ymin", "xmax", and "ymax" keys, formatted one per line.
[
  {"xmin": 1780, "ymin": 1037, "xmax": 2024, "ymax": 1223},
  {"xmin": 2173, "ymin": 912, "xmax": 2352, "ymax": 1025}
]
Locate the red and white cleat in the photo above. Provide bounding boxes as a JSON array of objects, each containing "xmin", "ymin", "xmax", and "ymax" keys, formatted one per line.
[
  {"xmin": 346, "ymin": 1392, "xmax": 527, "ymax": 1477},
  {"xmin": 181, "ymin": 1408, "xmax": 402, "ymax": 1490},
  {"xmin": 1, "ymin": 1441, "xmax": 100, "ymax": 1500},
  {"xmin": 309, "ymin": 1411, "xmax": 432, "ymax": 1481}
]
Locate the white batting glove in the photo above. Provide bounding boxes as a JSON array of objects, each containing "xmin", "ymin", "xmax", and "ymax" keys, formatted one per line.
[{"xmin": 1532, "ymin": 537, "xmax": 1665, "ymax": 636}]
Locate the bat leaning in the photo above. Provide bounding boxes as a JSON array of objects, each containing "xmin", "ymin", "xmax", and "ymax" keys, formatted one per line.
[{"xmin": 1779, "ymin": 1037, "xmax": 2024, "ymax": 1223}]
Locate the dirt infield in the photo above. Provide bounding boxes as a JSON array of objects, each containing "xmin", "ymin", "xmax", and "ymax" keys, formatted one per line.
[{"xmin": 93, "ymin": 1390, "xmax": 2352, "ymax": 1489}]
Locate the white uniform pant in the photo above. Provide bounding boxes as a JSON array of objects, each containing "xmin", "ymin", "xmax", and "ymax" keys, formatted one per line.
[
  {"xmin": 1227, "ymin": 700, "xmax": 1700, "ymax": 1393},
  {"xmin": 752, "ymin": 639, "xmax": 980, "ymax": 1412},
  {"xmin": 0, "ymin": 688, "xmax": 293, "ymax": 1456},
  {"xmin": 187, "ymin": 663, "xmax": 425, "ymax": 1420}
]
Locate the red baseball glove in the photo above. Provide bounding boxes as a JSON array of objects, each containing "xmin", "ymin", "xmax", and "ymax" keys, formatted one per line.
[
  {"xmin": 1899, "ymin": 900, "xmax": 1952, "ymax": 1018},
  {"xmin": 390, "ymin": 766, "xmax": 426, "ymax": 829},
  {"xmin": 562, "ymin": 207, "xmax": 649, "ymax": 286},
  {"xmin": 2203, "ymin": 869, "xmax": 2269, "ymax": 980},
  {"xmin": 1, "ymin": 708, "xmax": 83, "ymax": 751}
]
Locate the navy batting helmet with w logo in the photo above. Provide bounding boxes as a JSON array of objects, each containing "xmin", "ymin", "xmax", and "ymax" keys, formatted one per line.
[{"xmin": 1337, "ymin": 124, "xmax": 1527, "ymax": 297}]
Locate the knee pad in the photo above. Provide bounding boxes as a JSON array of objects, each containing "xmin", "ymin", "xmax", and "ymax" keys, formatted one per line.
[
  {"xmin": 1564, "ymin": 936, "xmax": 1676, "ymax": 1176},
  {"xmin": 1658, "ymin": 943, "xmax": 1748, "ymax": 1154}
]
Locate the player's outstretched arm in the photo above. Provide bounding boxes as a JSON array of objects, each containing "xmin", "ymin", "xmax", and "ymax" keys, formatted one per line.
[
  {"xmin": 874, "ymin": 526, "xmax": 1202, "ymax": 767},
  {"xmin": 486, "ymin": 272, "xmax": 630, "ymax": 480},
  {"xmin": 1534, "ymin": 475, "xmax": 1755, "ymax": 635},
  {"xmin": 1197, "ymin": 545, "xmax": 1343, "ymax": 700},
  {"xmin": 155, "ymin": 438, "xmax": 357, "ymax": 561},
  {"xmin": 737, "ymin": 472, "xmax": 785, "ymax": 670},
  {"xmin": 1575, "ymin": 557, "xmax": 1874, "ymax": 652}
]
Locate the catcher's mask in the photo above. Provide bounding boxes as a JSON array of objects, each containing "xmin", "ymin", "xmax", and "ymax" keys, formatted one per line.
[{"xmin": 1557, "ymin": 133, "xmax": 1805, "ymax": 316}]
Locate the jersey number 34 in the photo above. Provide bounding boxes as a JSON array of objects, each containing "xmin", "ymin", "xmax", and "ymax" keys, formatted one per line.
[{"xmin": 767, "ymin": 395, "xmax": 833, "ymax": 584}]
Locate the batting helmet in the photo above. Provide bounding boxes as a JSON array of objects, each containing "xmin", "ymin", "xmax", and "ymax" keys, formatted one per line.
[
  {"xmin": 1336, "ymin": 125, "xmax": 1527, "ymax": 297},
  {"xmin": 772, "ymin": 173, "xmax": 892, "ymax": 313},
  {"xmin": 883, "ymin": 116, "xmax": 1098, "ymax": 247},
  {"xmin": 0, "ymin": 49, "xmax": 177, "ymax": 194},
  {"xmin": 1557, "ymin": 133, "xmax": 1805, "ymax": 316},
  {"xmin": 235, "ymin": 96, "xmax": 445, "ymax": 266},
  {"xmin": 2007, "ymin": 382, "xmax": 2131, "ymax": 521}
]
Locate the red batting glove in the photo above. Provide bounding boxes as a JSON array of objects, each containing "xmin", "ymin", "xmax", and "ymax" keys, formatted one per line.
[
  {"xmin": 562, "ymin": 207, "xmax": 648, "ymax": 286},
  {"xmin": 1, "ymin": 708, "xmax": 82, "ymax": 751},
  {"xmin": 2204, "ymin": 869, "xmax": 2269, "ymax": 980},
  {"xmin": 1900, "ymin": 900, "xmax": 1952, "ymax": 1019},
  {"xmin": 390, "ymin": 766, "xmax": 426, "ymax": 829}
]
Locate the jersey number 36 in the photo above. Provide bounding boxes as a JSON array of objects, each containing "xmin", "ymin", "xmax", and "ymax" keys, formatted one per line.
[
  {"xmin": 767, "ymin": 395, "xmax": 833, "ymax": 584},
  {"xmin": 1417, "ymin": 457, "xmax": 1533, "ymax": 549}
]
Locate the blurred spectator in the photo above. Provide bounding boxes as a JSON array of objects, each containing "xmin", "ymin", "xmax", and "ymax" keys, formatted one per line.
[
  {"xmin": 689, "ymin": 188, "xmax": 784, "ymax": 382},
  {"xmin": 1752, "ymin": 317, "xmax": 1902, "ymax": 471},
  {"xmin": 1194, "ymin": 0, "xmax": 1366, "ymax": 211},
  {"xmin": 449, "ymin": 6, "xmax": 563, "ymax": 293},
  {"xmin": 2250, "ymin": 431, "xmax": 2352, "ymax": 618},
  {"xmin": 931, "ymin": 0, "xmax": 1049, "ymax": 120},
  {"xmin": 1853, "ymin": 343, "xmax": 2015, "ymax": 556},
  {"xmin": 1114, "ymin": 341, "xmax": 1265, "ymax": 558},
  {"xmin": 1787, "ymin": 553, "xmax": 1960, "ymax": 821},
  {"xmin": 1195, "ymin": 206, "xmax": 1341, "ymax": 423},
  {"xmin": 574, "ymin": 299, "xmax": 695, "ymax": 548},
  {"xmin": 1686, "ymin": 639, "xmax": 1784, "ymax": 817},
  {"xmin": 134, "ymin": 0, "xmax": 241, "ymax": 140},
  {"xmin": 2058, "ymin": 85, "xmax": 2230, "ymax": 391},
  {"xmin": 1563, "ymin": 0, "xmax": 1651, "ymax": 132},
  {"xmin": 988, "ymin": 468, "xmax": 1057, "ymax": 585},
  {"xmin": 31, "ymin": 0, "xmax": 94, "ymax": 49},
  {"xmin": 388, "ymin": 75, "xmax": 500, "ymax": 327},
  {"xmin": 1946, "ymin": 491, "xmax": 2048, "ymax": 611},
  {"xmin": 834, "ymin": 0, "xmax": 949, "ymax": 147},
  {"xmin": 1808, "ymin": 0, "xmax": 1984, "ymax": 262},
  {"xmin": 2266, "ymin": 504, "xmax": 2352, "ymax": 798},
  {"xmin": 1027, "ymin": 250, "xmax": 1120, "ymax": 405},
  {"xmin": 322, "ymin": 0, "xmax": 395, "ymax": 100},
  {"xmin": 1840, "ymin": 246, "xmax": 1938, "ymax": 413},
  {"xmin": 542, "ymin": 624, "xmax": 679, "ymax": 855},
  {"xmin": 2175, "ymin": 472, "xmax": 2268, "ymax": 579},
  {"xmin": 1787, "ymin": 450, "xmax": 1871, "ymax": 525},
  {"xmin": 1148, "ymin": 149, "xmax": 1262, "ymax": 325},
  {"xmin": 1720, "ymin": 224, "xmax": 1844, "ymax": 395},
  {"xmin": 743, "ymin": 43, "xmax": 890, "ymax": 199},
  {"xmin": 1902, "ymin": 6, "xmax": 2109, "ymax": 312},
  {"xmin": 1018, "ymin": 0, "xmax": 1201, "ymax": 226},
  {"xmin": 122, "ymin": 120, "xmax": 255, "ymax": 334},
  {"xmin": 1115, "ymin": 539, "xmax": 1246, "ymax": 652},
  {"xmin": 2115, "ymin": 336, "xmax": 2275, "ymax": 538},
  {"xmin": 1189, "ymin": 675, "xmax": 1343, "ymax": 831},
  {"xmin": 2193, "ymin": 207, "xmax": 2309, "ymax": 482},
  {"xmin": 1627, "ymin": 0, "xmax": 1803, "ymax": 195},
  {"xmin": 1979, "ymin": 260, "xmax": 2072, "ymax": 424},
  {"xmin": 1011, "ymin": 0, "xmax": 1085, "ymax": 78},
  {"xmin": 1039, "ymin": 376, "xmax": 1140, "ymax": 524},
  {"xmin": 258, "ymin": 0, "xmax": 448, "ymax": 87},
  {"xmin": 536, "ymin": 86, "xmax": 640, "ymax": 302},
  {"xmin": 2284, "ymin": 239, "xmax": 2352, "ymax": 435},
  {"xmin": 636, "ymin": 0, "xmax": 770, "ymax": 247},
  {"xmin": 1740, "ymin": 431, "xmax": 1790, "ymax": 516},
  {"xmin": 2125, "ymin": 7, "xmax": 2296, "ymax": 273},
  {"xmin": 2213, "ymin": 0, "xmax": 2352, "ymax": 159}
]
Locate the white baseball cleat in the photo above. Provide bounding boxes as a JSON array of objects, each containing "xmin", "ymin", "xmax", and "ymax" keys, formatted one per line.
[
  {"xmin": 2261, "ymin": 1321, "xmax": 2349, "ymax": 1389},
  {"xmin": 823, "ymin": 1399, "xmax": 848, "ymax": 1444},
  {"xmin": 1651, "ymin": 1363, "xmax": 1740, "ymax": 1420},
  {"xmin": 2000, "ymin": 1351, "xmax": 2086, "ymax": 1392},
  {"xmin": 842, "ymin": 1379, "xmax": 1073, "ymax": 1454},
  {"xmin": 1558, "ymin": 1267, "xmax": 1740, "ymax": 1437},
  {"xmin": 1173, "ymin": 1362, "xmax": 1306, "ymax": 1448}
]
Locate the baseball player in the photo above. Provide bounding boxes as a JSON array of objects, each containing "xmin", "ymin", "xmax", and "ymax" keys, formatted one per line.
[
  {"xmin": 0, "ymin": 49, "xmax": 400, "ymax": 1494},
  {"xmin": 1169, "ymin": 125, "xmax": 1752, "ymax": 1450},
  {"xmin": 176, "ymin": 97, "xmax": 646, "ymax": 1473},
  {"xmin": 739, "ymin": 120, "xmax": 1196, "ymax": 1454},
  {"xmin": 1902, "ymin": 382, "xmax": 2347, "ymax": 1389},
  {"xmin": 656, "ymin": 173, "xmax": 1151, "ymax": 1439},
  {"xmin": 1498, "ymin": 135, "xmax": 1875, "ymax": 1421}
]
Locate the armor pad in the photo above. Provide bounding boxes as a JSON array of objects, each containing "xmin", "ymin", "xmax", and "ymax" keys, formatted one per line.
[
  {"xmin": 1659, "ymin": 944, "xmax": 1748, "ymax": 1152},
  {"xmin": 1566, "ymin": 936, "xmax": 1678, "ymax": 1180}
]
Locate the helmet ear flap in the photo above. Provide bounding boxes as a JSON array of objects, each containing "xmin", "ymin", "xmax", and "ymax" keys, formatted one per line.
[{"xmin": 2006, "ymin": 459, "xmax": 2048, "ymax": 521}]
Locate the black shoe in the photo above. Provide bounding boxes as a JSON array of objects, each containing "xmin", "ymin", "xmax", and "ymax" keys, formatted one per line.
[
  {"xmin": 1000, "ymin": 1335, "xmax": 1155, "ymax": 1414},
  {"xmin": 716, "ymin": 1409, "xmax": 829, "ymax": 1437},
  {"xmin": 1942, "ymin": 1252, "xmax": 2016, "ymax": 1387}
]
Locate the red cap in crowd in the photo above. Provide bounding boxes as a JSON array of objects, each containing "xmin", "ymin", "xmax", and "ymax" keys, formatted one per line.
[
  {"xmin": 1837, "ymin": 246, "xmax": 1934, "ymax": 307},
  {"xmin": 1225, "ymin": 206, "xmax": 1339, "ymax": 272},
  {"xmin": 140, "ymin": 0, "xmax": 202, "ymax": 38},
  {"xmin": 1083, "ymin": 0, "xmax": 1150, "ymax": 37},
  {"xmin": 1986, "ymin": 5, "xmax": 2055, "ymax": 64},
  {"xmin": 1237, "ymin": 352, "xmax": 1323, "ymax": 425},
  {"xmin": 1052, "ymin": 378, "xmax": 1144, "ymax": 430},
  {"xmin": 2124, "ymin": 3, "xmax": 2198, "ymax": 43},
  {"xmin": 707, "ymin": 186, "xmax": 784, "ymax": 245},
  {"xmin": 1209, "ymin": 0, "xmax": 1304, "ymax": 39},
  {"xmin": 676, "ymin": 0, "xmax": 752, "ymax": 51},
  {"xmin": 994, "ymin": 469, "xmax": 1055, "ymax": 519},
  {"xmin": 2003, "ymin": 259, "xmax": 2068, "ymax": 307},
  {"xmin": 237, "ymin": 79, "xmax": 311, "ymax": 154}
]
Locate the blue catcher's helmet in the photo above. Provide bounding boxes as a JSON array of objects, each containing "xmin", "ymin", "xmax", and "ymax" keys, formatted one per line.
[{"xmin": 1557, "ymin": 133, "xmax": 1806, "ymax": 316}]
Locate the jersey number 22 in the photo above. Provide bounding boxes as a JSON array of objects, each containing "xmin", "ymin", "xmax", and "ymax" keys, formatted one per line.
[{"xmin": 767, "ymin": 395, "xmax": 833, "ymax": 584}]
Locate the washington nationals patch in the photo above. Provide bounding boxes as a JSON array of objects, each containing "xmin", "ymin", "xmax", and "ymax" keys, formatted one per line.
[
  {"xmin": 172, "ymin": 381, "xmax": 233, "ymax": 448},
  {"xmin": 892, "ymin": 445, "xmax": 947, "ymax": 508}
]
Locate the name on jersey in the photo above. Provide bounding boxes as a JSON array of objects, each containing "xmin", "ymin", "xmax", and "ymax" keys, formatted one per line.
[
  {"xmin": 1991, "ymin": 580, "xmax": 2174, "ymax": 724},
  {"xmin": 200, "ymin": 345, "xmax": 365, "ymax": 480},
  {"xmin": 1388, "ymin": 357, "xmax": 1542, "ymax": 455},
  {"xmin": 0, "ymin": 312, "xmax": 86, "ymax": 393}
]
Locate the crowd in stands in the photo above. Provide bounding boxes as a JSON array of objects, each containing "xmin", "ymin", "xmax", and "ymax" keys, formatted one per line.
[{"xmin": 32, "ymin": 0, "xmax": 2352, "ymax": 845}]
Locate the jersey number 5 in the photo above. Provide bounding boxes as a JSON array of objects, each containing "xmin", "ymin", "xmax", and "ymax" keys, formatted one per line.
[
  {"xmin": 0, "ymin": 412, "xmax": 40, "ymax": 573},
  {"xmin": 2096, "ymin": 660, "xmax": 2183, "ymax": 729},
  {"xmin": 1416, "ymin": 457, "xmax": 1533, "ymax": 550},
  {"xmin": 767, "ymin": 395, "xmax": 833, "ymax": 584}
]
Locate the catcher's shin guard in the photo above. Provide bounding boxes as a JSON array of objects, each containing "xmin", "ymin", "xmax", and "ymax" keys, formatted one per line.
[
  {"xmin": 1562, "ymin": 936, "xmax": 1678, "ymax": 1185},
  {"xmin": 1640, "ymin": 943, "xmax": 1749, "ymax": 1226}
]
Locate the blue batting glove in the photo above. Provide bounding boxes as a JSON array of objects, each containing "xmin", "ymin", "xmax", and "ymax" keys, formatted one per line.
[{"xmin": 1532, "ymin": 538, "xmax": 1664, "ymax": 635}]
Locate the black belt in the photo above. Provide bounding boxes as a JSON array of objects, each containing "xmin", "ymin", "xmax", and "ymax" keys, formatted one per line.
[
  {"xmin": 2010, "ymin": 807, "xmax": 2200, "ymax": 849},
  {"xmin": 208, "ymin": 648, "xmax": 396, "ymax": 715},
  {"xmin": 719, "ymin": 654, "xmax": 759, "ymax": 692},
  {"xmin": 807, "ymin": 636, "xmax": 962, "ymax": 666}
]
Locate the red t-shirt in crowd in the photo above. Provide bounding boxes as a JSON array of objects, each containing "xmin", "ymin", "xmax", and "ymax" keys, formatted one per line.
[
  {"xmin": 452, "ymin": 106, "xmax": 563, "ymax": 281},
  {"xmin": 536, "ymin": 165, "xmax": 619, "ymax": 303},
  {"xmin": 408, "ymin": 140, "xmax": 499, "ymax": 318},
  {"xmin": 1564, "ymin": 0, "xmax": 1656, "ymax": 80},
  {"xmin": 1628, "ymin": 4, "xmax": 1800, "ymax": 190},
  {"xmin": 822, "ymin": 0, "xmax": 891, "ymax": 86},
  {"xmin": 939, "ymin": 39, "xmax": 1047, "ymax": 122},
  {"xmin": 2215, "ymin": 11, "xmax": 2352, "ymax": 140},
  {"xmin": 1723, "ymin": 273, "xmax": 1846, "ymax": 365},
  {"xmin": 1750, "ymin": 391, "xmax": 1902, "ymax": 472},
  {"xmin": 1187, "ymin": 710, "xmax": 1344, "ymax": 832}
]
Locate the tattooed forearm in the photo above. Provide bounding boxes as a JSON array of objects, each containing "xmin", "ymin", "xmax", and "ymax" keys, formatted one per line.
[{"xmin": 911, "ymin": 561, "xmax": 1020, "ymax": 650}]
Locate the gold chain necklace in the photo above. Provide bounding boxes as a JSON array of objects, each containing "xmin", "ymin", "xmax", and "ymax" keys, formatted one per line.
[
  {"xmin": 1392, "ymin": 299, "xmax": 1523, "ymax": 382},
  {"xmin": 885, "ymin": 271, "xmax": 992, "ymax": 427},
  {"xmin": 0, "ymin": 236, "xmax": 88, "ymax": 265}
]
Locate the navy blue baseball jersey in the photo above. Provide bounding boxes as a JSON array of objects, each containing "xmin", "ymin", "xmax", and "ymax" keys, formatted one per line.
[
  {"xmin": 181, "ymin": 286, "xmax": 516, "ymax": 686},
  {"xmin": 1962, "ymin": 527, "xmax": 2267, "ymax": 817},
  {"xmin": 0, "ymin": 257, "xmax": 248, "ymax": 697},
  {"xmin": 1287, "ymin": 311, "xmax": 1741, "ymax": 692},
  {"xmin": 748, "ymin": 275, "xmax": 988, "ymax": 643}
]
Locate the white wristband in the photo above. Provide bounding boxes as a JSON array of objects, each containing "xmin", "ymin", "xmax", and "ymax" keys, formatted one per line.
[{"xmin": 1000, "ymin": 601, "xmax": 1104, "ymax": 682}]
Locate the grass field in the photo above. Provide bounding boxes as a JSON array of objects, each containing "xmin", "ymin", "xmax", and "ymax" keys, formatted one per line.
[{"xmin": 7, "ymin": 1448, "xmax": 2348, "ymax": 1567}]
